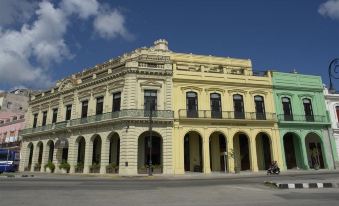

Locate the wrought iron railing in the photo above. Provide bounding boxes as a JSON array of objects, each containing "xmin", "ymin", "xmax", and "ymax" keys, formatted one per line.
[
  {"xmin": 178, "ymin": 110, "xmax": 276, "ymax": 121},
  {"xmin": 20, "ymin": 109, "xmax": 173, "ymax": 135},
  {"xmin": 277, "ymin": 114, "xmax": 327, "ymax": 123}
]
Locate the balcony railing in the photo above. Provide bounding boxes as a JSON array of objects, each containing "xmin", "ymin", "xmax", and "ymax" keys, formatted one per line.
[
  {"xmin": 277, "ymin": 114, "xmax": 327, "ymax": 123},
  {"xmin": 20, "ymin": 109, "xmax": 173, "ymax": 135},
  {"xmin": 178, "ymin": 110, "xmax": 276, "ymax": 121}
]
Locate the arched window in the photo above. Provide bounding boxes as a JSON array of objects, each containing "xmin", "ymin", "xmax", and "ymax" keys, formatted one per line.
[
  {"xmin": 233, "ymin": 94, "xmax": 245, "ymax": 119},
  {"xmin": 303, "ymin": 98, "xmax": 314, "ymax": 122},
  {"xmin": 186, "ymin": 92, "xmax": 198, "ymax": 118},
  {"xmin": 254, "ymin": 95, "xmax": 266, "ymax": 120},
  {"xmin": 282, "ymin": 97, "xmax": 293, "ymax": 121},
  {"xmin": 210, "ymin": 93, "xmax": 222, "ymax": 118}
]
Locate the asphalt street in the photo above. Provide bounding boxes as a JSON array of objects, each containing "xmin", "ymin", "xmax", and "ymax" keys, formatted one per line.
[{"xmin": 1, "ymin": 172, "xmax": 339, "ymax": 206}]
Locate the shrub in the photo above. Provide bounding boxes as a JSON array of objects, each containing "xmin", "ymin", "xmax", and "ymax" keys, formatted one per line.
[
  {"xmin": 59, "ymin": 161, "xmax": 70, "ymax": 171},
  {"xmin": 90, "ymin": 163, "xmax": 100, "ymax": 170},
  {"xmin": 44, "ymin": 161, "xmax": 55, "ymax": 172}
]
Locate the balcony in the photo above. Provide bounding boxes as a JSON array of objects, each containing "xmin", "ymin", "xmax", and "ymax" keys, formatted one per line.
[
  {"xmin": 20, "ymin": 110, "xmax": 173, "ymax": 136},
  {"xmin": 178, "ymin": 110, "xmax": 276, "ymax": 121},
  {"xmin": 277, "ymin": 114, "xmax": 328, "ymax": 123}
]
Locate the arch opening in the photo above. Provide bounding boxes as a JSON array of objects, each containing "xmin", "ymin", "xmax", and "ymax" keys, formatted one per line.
[
  {"xmin": 233, "ymin": 132, "xmax": 250, "ymax": 171},
  {"xmin": 305, "ymin": 133, "xmax": 325, "ymax": 169},
  {"xmin": 283, "ymin": 132, "xmax": 304, "ymax": 169},
  {"xmin": 255, "ymin": 133, "xmax": 272, "ymax": 170},
  {"xmin": 184, "ymin": 131, "xmax": 203, "ymax": 173},
  {"xmin": 209, "ymin": 132, "xmax": 227, "ymax": 172},
  {"xmin": 107, "ymin": 133, "xmax": 120, "ymax": 173}
]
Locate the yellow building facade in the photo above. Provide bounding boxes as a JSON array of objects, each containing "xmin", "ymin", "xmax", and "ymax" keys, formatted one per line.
[{"xmin": 171, "ymin": 53, "xmax": 283, "ymax": 174}]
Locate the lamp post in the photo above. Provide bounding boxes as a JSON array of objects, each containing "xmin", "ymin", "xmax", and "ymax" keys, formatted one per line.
[
  {"xmin": 328, "ymin": 58, "xmax": 339, "ymax": 94},
  {"xmin": 148, "ymin": 101, "xmax": 153, "ymax": 176}
]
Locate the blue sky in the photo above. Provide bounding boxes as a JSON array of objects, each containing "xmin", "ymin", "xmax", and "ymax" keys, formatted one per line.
[{"xmin": 0, "ymin": 0, "xmax": 339, "ymax": 91}]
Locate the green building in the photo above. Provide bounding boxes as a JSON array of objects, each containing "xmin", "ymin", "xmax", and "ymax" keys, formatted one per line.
[{"xmin": 272, "ymin": 71, "xmax": 338, "ymax": 170}]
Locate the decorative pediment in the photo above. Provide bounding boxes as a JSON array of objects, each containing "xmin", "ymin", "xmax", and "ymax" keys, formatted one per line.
[
  {"xmin": 140, "ymin": 80, "xmax": 162, "ymax": 88},
  {"xmin": 108, "ymin": 81, "xmax": 125, "ymax": 91},
  {"xmin": 227, "ymin": 89, "xmax": 247, "ymax": 94},
  {"xmin": 180, "ymin": 86, "xmax": 203, "ymax": 92},
  {"xmin": 58, "ymin": 78, "xmax": 77, "ymax": 92},
  {"xmin": 205, "ymin": 88, "xmax": 225, "ymax": 94},
  {"xmin": 78, "ymin": 89, "xmax": 91, "ymax": 98},
  {"xmin": 249, "ymin": 90, "xmax": 268, "ymax": 96},
  {"xmin": 92, "ymin": 85, "xmax": 107, "ymax": 93}
]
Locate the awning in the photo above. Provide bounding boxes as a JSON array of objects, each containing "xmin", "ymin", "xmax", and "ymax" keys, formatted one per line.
[{"xmin": 55, "ymin": 138, "xmax": 69, "ymax": 149}]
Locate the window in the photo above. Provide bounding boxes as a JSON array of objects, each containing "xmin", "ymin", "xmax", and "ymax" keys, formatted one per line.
[
  {"xmin": 113, "ymin": 92, "xmax": 121, "ymax": 112},
  {"xmin": 81, "ymin": 100, "xmax": 88, "ymax": 118},
  {"xmin": 186, "ymin": 92, "xmax": 198, "ymax": 118},
  {"xmin": 42, "ymin": 111, "xmax": 47, "ymax": 126},
  {"xmin": 336, "ymin": 106, "xmax": 339, "ymax": 123},
  {"xmin": 254, "ymin": 96, "xmax": 266, "ymax": 120},
  {"xmin": 65, "ymin": 105, "xmax": 72, "ymax": 121},
  {"xmin": 144, "ymin": 90, "xmax": 157, "ymax": 116},
  {"xmin": 233, "ymin": 94, "xmax": 245, "ymax": 119},
  {"xmin": 96, "ymin": 97, "xmax": 104, "ymax": 115},
  {"xmin": 52, "ymin": 109, "xmax": 58, "ymax": 123},
  {"xmin": 282, "ymin": 97, "xmax": 293, "ymax": 121},
  {"xmin": 303, "ymin": 98, "xmax": 314, "ymax": 122},
  {"xmin": 7, "ymin": 102, "xmax": 12, "ymax": 109},
  {"xmin": 20, "ymin": 115, "xmax": 24, "ymax": 119},
  {"xmin": 33, "ymin": 113, "xmax": 38, "ymax": 128},
  {"xmin": 13, "ymin": 116, "xmax": 17, "ymax": 121},
  {"xmin": 210, "ymin": 93, "xmax": 222, "ymax": 118}
]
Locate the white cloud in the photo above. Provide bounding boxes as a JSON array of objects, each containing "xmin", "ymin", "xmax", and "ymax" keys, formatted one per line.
[
  {"xmin": 94, "ymin": 9, "xmax": 132, "ymax": 39},
  {"xmin": 0, "ymin": 0, "xmax": 131, "ymax": 89},
  {"xmin": 0, "ymin": 0, "xmax": 38, "ymax": 26},
  {"xmin": 319, "ymin": 0, "xmax": 339, "ymax": 20}
]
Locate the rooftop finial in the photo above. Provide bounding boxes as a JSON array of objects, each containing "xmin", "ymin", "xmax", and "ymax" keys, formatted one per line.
[{"xmin": 153, "ymin": 39, "xmax": 169, "ymax": 51}]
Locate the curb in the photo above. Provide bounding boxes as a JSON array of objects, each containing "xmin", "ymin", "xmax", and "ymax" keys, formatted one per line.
[{"xmin": 264, "ymin": 181, "xmax": 338, "ymax": 189}]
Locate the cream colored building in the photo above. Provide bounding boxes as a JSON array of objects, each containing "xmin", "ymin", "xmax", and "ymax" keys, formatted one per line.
[
  {"xmin": 20, "ymin": 39, "xmax": 284, "ymax": 176},
  {"xmin": 20, "ymin": 40, "xmax": 174, "ymax": 175}
]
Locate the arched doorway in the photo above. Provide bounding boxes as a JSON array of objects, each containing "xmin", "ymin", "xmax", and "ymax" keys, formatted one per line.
[
  {"xmin": 305, "ymin": 133, "xmax": 325, "ymax": 169},
  {"xmin": 26, "ymin": 143, "xmax": 34, "ymax": 171},
  {"xmin": 233, "ymin": 132, "xmax": 250, "ymax": 171},
  {"xmin": 76, "ymin": 136, "xmax": 85, "ymax": 173},
  {"xmin": 255, "ymin": 133, "xmax": 272, "ymax": 170},
  {"xmin": 91, "ymin": 135, "xmax": 102, "ymax": 173},
  {"xmin": 107, "ymin": 132, "xmax": 120, "ymax": 173},
  {"xmin": 36, "ymin": 141, "xmax": 43, "ymax": 171},
  {"xmin": 209, "ymin": 132, "xmax": 227, "ymax": 172},
  {"xmin": 46, "ymin": 140, "xmax": 54, "ymax": 163},
  {"xmin": 138, "ymin": 131, "xmax": 163, "ymax": 174},
  {"xmin": 184, "ymin": 131, "xmax": 203, "ymax": 173},
  {"xmin": 283, "ymin": 132, "xmax": 304, "ymax": 169}
]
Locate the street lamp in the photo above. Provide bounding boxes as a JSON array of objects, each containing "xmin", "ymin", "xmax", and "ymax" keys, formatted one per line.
[
  {"xmin": 328, "ymin": 58, "xmax": 339, "ymax": 94},
  {"xmin": 148, "ymin": 101, "xmax": 154, "ymax": 176}
]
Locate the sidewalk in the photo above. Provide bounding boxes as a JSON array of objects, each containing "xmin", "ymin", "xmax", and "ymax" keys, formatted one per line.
[{"xmin": 2, "ymin": 169, "xmax": 339, "ymax": 180}]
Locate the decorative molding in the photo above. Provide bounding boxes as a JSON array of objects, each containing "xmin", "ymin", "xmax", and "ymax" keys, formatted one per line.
[
  {"xmin": 205, "ymin": 88, "xmax": 225, "ymax": 94},
  {"xmin": 227, "ymin": 89, "xmax": 248, "ymax": 94},
  {"xmin": 180, "ymin": 86, "xmax": 203, "ymax": 92},
  {"xmin": 140, "ymin": 80, "xmax": 162, "ymax": 88}
]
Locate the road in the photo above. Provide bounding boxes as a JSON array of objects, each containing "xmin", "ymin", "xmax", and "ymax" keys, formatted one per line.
[{"xmin": 0, "ymin": 172, "xmax": 339, "ymax": 206}]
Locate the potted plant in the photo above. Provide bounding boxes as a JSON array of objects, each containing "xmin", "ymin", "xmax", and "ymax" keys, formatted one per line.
[
  {"xmin": 75, "ymin": 162, "xmax": 84, "ymax": 173},
  {"xmin": 228, "ymin": 149, "xmax": 240, "ymax": 173},
  {"xmin": 90, "ymin": 163, "xmax": 100, "ymax": 173},
  {"xmin": 106, "ymin": 163, "xmax": 119, "ymax": 174},
  {"xmin": 44, "ymin": 161, "xmax": 55, "ymax": 173},
  {"xmin": 59, "ymin": 161, "xmax": 70, "ymax": 173}
]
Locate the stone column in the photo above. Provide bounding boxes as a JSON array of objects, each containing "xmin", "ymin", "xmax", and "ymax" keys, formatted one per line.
[
  {"xmin": 203, "ymin": 133, "xmax": 211, "ymax": 174},
  {"xmin": 19, "ymin": 142, "xmax": 28, "ymax": 172},
  {"xmin": 68, "ymin": 136, "xmax": 76, "ymax": 174},
  {"xmin": 52, "ymin": 146, "xmax": 59, "ymax": 173},
  {"xmin": 100, "ymin": 137, "xmax": 109, "ymax": 174},
  {"xmin": 249, "ymin": 138, "xmax": 259, "ymax": 172},
  {"xmin": 30, "ymin": 142, "xmax": 38, "ymax": 172},
  {"xmin": 83, "ymin": 136, "xmax": 92, "ymax": 174},
  {"xmin": 227, "ymin": 137, "xmax": 235, "ymax": 173},
  {"xmin": 300, "ymin": 137, "xmax": 310, "ymax": 169},
  {"xmin": 118, "ymin": 126, "xmax": 138, "ymax": 176},
  {"xmin": 40, "ymin": 140, "xmax": 49, "ymax": 172}
]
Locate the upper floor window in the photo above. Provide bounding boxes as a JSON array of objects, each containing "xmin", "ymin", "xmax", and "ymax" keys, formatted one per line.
[
  {"xmin": 20, "ymin": 115, "xmax": 24, "ymax": 119},
  {"xmin": 65, "ymin": 105, "xmax": 72, "ymax": 121},
  {"xmin": 113, "ymin": 92, "xmax": 121, "ymax": 112},
  {"xmin": 282, "ymin": 97, "xmax": 293, "ymax": 121},
  {"xmin": 186, "ymin": 92, "xmax": 198, "ymax": 118},
  {"xmin": 7, "ymin": 102, "xmax": 12, "ymax": 109},
  {"xmin": 12, "ymin": 116, "xmax": 17, "ymax": 121},
  {"xmin": 303, "ymin": 98, "xmax": 314, "ymax": 122},
  {"xmin": 33, "ymin": 113, "xmax": 38, "ymax": 128},
  {"xmin": 42, "ymin": 111, "xmax": 47, "ymax": 126},
  {"xmin": 233, "ymin": 94, "xmax": 245, "ymax": 119},
  {"xmin": 144, "ymin": 90, "xmax": 157, "ymax": 111},
  {"xmin": 254, "ymin": 95, "xmax": 266, "ymax": 120},
  {"xmin": 96, "ymin": 97, "xmax": 104, "ymax": 115},
  {"xmin": 81, "ymin": 100, "xmax": 88, "ymax": 118},
  {"xmin": 52, "ymin": 108, "xmax": 58, "ymax": 123},
  {"xmin": 336, "ymin": 106, "xmax": 339, "ymax": 123},
  {"xmin": 210, "ymin": 93, "xmax": 222, "ymax": 118}
]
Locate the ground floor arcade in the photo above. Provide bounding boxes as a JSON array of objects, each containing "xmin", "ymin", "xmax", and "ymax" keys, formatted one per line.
[{"xmin": 19, "ymin": 123, "xmax": 173, "ymax": 176}]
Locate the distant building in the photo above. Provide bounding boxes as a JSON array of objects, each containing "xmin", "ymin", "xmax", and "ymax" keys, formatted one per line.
[
  {"xmin": 0, "ymin": 89, "xmax": 32, "ymax": 150},
  {"xmin": 324, "ymin": 86, "xmax": 339, "ymax": 165}
]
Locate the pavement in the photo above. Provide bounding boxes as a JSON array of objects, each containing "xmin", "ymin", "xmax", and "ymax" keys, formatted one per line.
[{"xmin": 0, "ymin": 170, "xmax": 339, "ymax": 206}]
